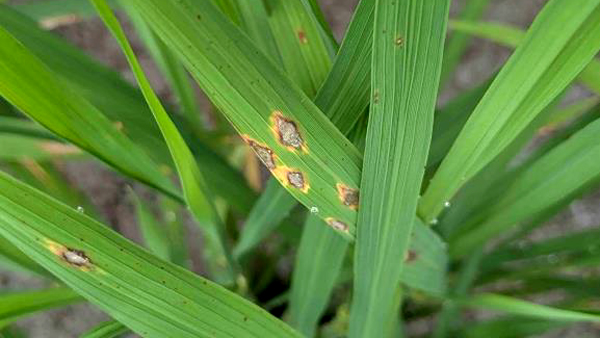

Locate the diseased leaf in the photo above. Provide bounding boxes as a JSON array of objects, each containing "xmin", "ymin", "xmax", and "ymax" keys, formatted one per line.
[{"xmin": 0, "ymin": 170, "xmax": 299, "ymax": 337}]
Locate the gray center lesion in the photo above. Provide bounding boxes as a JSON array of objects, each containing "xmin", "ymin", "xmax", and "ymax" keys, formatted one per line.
[
  {"xmin": 287, "ymin": 171, "xmax": 305, "ymax": 189},
  {"xmin": 276, "ymin": 116, "xmax": 303, "ymax": 149}
]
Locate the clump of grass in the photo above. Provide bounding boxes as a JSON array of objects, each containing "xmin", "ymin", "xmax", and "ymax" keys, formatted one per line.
[{"xmin": 0, "ymin": 0, "xmax": 599, "ymax": 337}]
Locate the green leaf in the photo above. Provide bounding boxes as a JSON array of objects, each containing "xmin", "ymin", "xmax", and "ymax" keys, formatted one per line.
[
  {"xmin": 236, "ymin": 0, "xmax": 281, "ymax": 63},
  {"xmin": 0, "ymin": 24, "xmax": 178, "ymax": 199},
  {"xmin": 13, "ymin": 0, "xmax": 116, "ymax": 21},
  {"xmin": 130, "ymin": 190, "xmax": 172, "ymax": 262},
  {"xmin": 0, "ymin": 134, "xmax": 81, "ymax": 162},
  {"xmin": 119, "ymin": 1, "xmax": 204, "ymax": 134},
  {"xmin": 401, "ymin": 221, "xmax": 447, "ymax": 296},
  {"xmin": 235, "ymin": 0, "xmax": 376, "ymax": 257},
  {"xmin": 460, "ymin": 293, "xmax": 600, "ymax": 323},
  {"xmin": 267, "ymin": 0, "xmax": 332, "ymax": 97},
  {"xmin": 420, "ymin": 0, "xmax": 600, "ymax": 222},
  {"xmin": 349, "ymin": 0, "xmax": 450, "ymax": 336},
  {"xmin": 128, "ymin": 0, "xmax": 363, "ymax": 238},
  {"xmin": 91, "ymin": 0, "xmax": 240, "ymax": 282},
  {"xmin": 233, "ymin": 180, "xmax": 297, "ymax": 259},
  {"xmin": 81, "ymin": 321, "xmax": 129, "ymax": 338},
  {"xmin": 0, "ymin": 235, "xmax": 48, "ymax": 277},
  {"xmin": 0, "ymin": 170, "xmax": 299, "ymax": 337},
  {"xmin": 288, "ymin": 216, "xmax": 348, "ymax": 337},
  {"xmin": 0, "ymin": 5, "xmax": 255, "ymax": 215},
  {"xmin": 449, "ymin": 19, "xmax": 600, "ymax": 95},
  {"xmin": 0, "ymin": 288, "xmax": 82, "ymax": 327},
  {"xmin": 452, "ymin": 115, "xmax": 600, "ymax": 257},
  {"xmin": 439, "ymin": 0, "xmax": 491, "ymax": 87}
]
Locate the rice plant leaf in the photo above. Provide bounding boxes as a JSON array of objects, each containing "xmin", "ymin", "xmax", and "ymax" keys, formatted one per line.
[
  {"xmin": 0, "ymin": 171, "xmax": 300, "ymax": 337},
  {"xmin": 452, "ymin": 115, "xmax": 600, "ymax": 257},
  {"xmin": 235, "ymin": 0, "xmax": 375, "ymax": 256},
  {"xmin": 439, "ymin": 0, "xmax": 491, "ymax": 87},
  {"xmin": 449, "ymin": 20, "xmax": 600, "ymax": 95},
  {"xmin": 349, "ymin": 0, "xmax": 449, "ymax": 336},
  {"xmin": 0, "ymin": 4, "xmax": 171, "ymax": 165},
  {"xmin": 81, "ymin": 321, "xmax": 129, "ymax": 338},
  {"xmin": 0, "ymin": 235, "xmax": 49, "ymax": 277},
  {"xmin": 0, "ymin": 26, "xmax": 178, "ymax": 198},
  {"xmin": 236, "ymin": 0, "xmax": 281, "ymax": 63},
  {"xmin": 419, "ymin": 0, "xmax": 600, "ymax": 222},
  {"xmin": 12, "ymin": 0, "xmax": 116, "ymax": 22},
  {"xmin": 0, "ymin": 117, "xmax": 56, "ymax": 140},
  {"xmin": 0, "ymin": 135, "xmax": 81, "ymax": 162},
  {"xmin": 483, "ymin": 226, "xmax": 600, "ymax": 271},
  {"xmin": 130, "ymin": 191, "xmax": 171, "ymax": 262},
  {"xmin": 288, "ymin": 216, "xmax": 348, "ymax": 337},
  {"xmin": 119, "ymin": 1, "xmax": 204, "ymax": 134},
  {"xmin": 267, "ymin": 0, "xmax": 332, "ymax": 97},
  {"xmin": 460, "ymin": 293, "xmax": 600, "ymax": 323},
  {"xmin": 90, "ymin": 0, "xmax": 239, "ymax": 281},
  {"xmin": 0, "ymin": 5, "xmax": 256, "ymax": 215},
  {"xmin": 401, "ymin": 220, "xmax": 447, "ymax": 296},
  {"xmin": 233, "ymin": 180, "xmax": 297, "ymax": 259},
  {"xmin": 128, "ymin": 0, "xmax": 363, "ymax": 238},
  {"xmin": 0, "ymin": 288, "xmax": 83, "ymax": 327}
]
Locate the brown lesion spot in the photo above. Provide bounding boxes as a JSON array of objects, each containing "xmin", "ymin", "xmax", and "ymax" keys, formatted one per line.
[
  {"xmin": 395, "ymin": 35, "xmax": 404, "ymax": 46},
  {"xmin": 44, "ymin": 239, "xmax": 94, "ymax": 271},
  {"xmin": 62, "ymin": 249, "xmax": 91, "ymax": 268},
  {"xmin": 336, "ymin": 184, "xmax": 359, "ymax": 210},
  {"xmin": 325, "ymin": 218, "xmax": 349, "ymax": 234},
  {"xmin": 243, "ymin": 136, "xmax": 277, "ymax": 169},
  {"xmin": 270, "ymin": 111, "xmax": 305, "ymax": 151},
  {"xmin": 273, "ymin": 166, "xmax": 310, "ymax": 193},
  {"xmin": 373, "ymin": 89, "xmax": 380, "ymax": 104},
  {"xmin": 404, "ymin": 250, "xmax": 418, "ymax": 263},
  {"xmin": 297, "ymin": 30, "xmax": 308, "ymax": 44}
]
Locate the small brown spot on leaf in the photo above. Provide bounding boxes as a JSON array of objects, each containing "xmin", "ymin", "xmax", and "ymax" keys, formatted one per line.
[
  {"xmin": 272, "ymin": 166, "xmax": 310, "ymax": 193},
  {"xmin": 271, "ymin": 112, "xmax": 304, "ymax": 151},
  {"xmin": 405, "ymin": 250, "xmax": 418, "ymax": 263},
  {"xmin": 373, "ymin": 90, "xmax": 380, "ymax": 104},
  {"xmin": 326, "ymin": 218, "xmax": 349, "ymax": 233},
  {"xmin": 297, "ymin": 30, "xmax": 308, "ymax": 44},
  {"xmin": 337, "ymin": 184, "xmax": 359, "ymax": 209},
  {"xmin": 395, "ymin": 36, "xmax": 403, "ymax": 46},
  {"xmin": 113, "ymin": 121, "xmax": 124, "ymax": 131}
]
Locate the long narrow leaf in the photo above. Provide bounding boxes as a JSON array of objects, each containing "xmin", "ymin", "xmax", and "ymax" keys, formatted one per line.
[
  {"xmin": 91, "ymin": 0, "xmax": 240, "ymax": 282},
  {"xmin": 349, "ymin": 1, "xmax": 449, "ymax": 336},
  {"xmin": 128, "ymin": 0, "xmax": 363, "ymax": 237},
  {"xmin": 0, "ymin": 25, "xmax": 177, "ymax": 198},
  {"xmin": 0, "ymin": 288, "xmax": 82, "ymax": 327},
  {"xmin": 0, "ymin": 170, "xmax": 299, "ymax": 337},
  {"xmin": 420, "ymin": 0, "xmax": 600, "ymax": 222}
]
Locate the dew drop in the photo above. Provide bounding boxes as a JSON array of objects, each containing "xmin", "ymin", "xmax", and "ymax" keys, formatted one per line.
[
  {"xmin": 76, "ymin": 206, "xmax": 85, "ymax": 214},
  {"xmin": 429, "ymin": 218, "xmax": 439, "ymax": 225},
  {"xmin": 444, "ymin": 201, "xmax": 451, "ymax": 208},
  {"xmin": 310, "ymin": 206, "xmax": 319, "ymax": 214}
]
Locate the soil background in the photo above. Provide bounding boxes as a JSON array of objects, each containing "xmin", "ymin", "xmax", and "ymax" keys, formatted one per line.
[{"xmin": 2, "ymin": 0, "xmax": 599, "ymax": 337}]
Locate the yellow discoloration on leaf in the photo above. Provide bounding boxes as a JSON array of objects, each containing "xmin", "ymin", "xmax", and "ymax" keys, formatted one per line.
[
  {"xmin": 272, "ymin": 166, "xmax": 310, "ymax": 193},
  {"xmin": 40, "ymin": 14, "xmax": 82, "ymax": 29},
  {"xmin": 325, "ymin": 217, "xmax": 349, "ymax": 234},
  {"xmin": 270, "ymin": 111, "xmax": 307, "ymax": 153},
  {"xmin": 39, "ymin": 142, "xmax": 81, "ymax": 155},
  {"xmin": 336, "ymin": 183, "xmax": 359, "ymax": 210}
]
